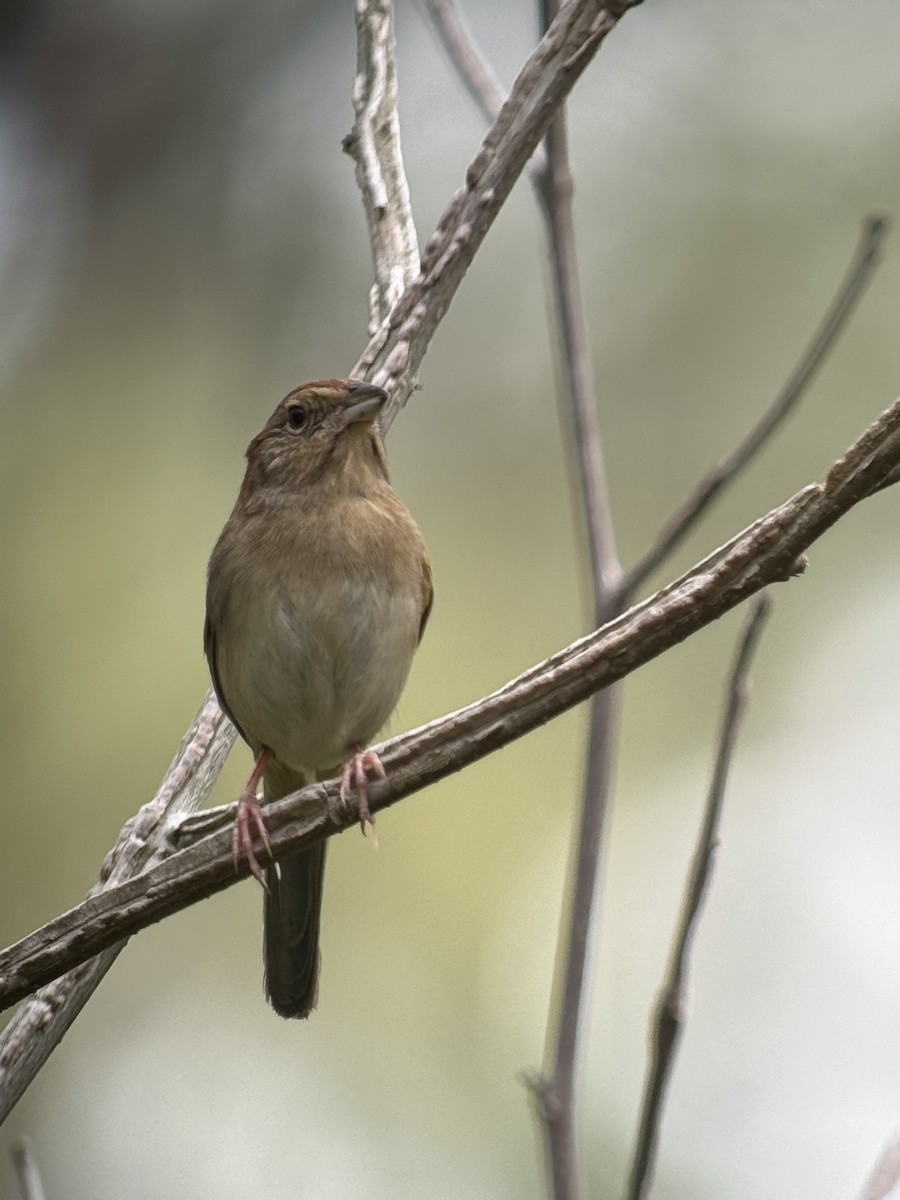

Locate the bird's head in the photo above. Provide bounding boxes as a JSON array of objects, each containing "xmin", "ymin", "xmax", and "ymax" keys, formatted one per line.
[{"xmin": 243, "ymin": 378, "xmax": 389, "ymax": 496}]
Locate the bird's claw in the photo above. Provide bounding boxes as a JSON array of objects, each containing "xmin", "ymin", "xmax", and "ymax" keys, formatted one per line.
[
  {"xmin": 340, "ymin": 747, "xmax": 386, "ymax": 833},
  {"xmin": 232, "ymin": 789, "xmax": 273, "ymax": 887}
]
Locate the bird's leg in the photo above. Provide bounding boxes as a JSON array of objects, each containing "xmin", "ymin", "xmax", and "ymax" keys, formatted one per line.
[
  {"xmin": 340, "ymin": 745, "xmax": 386, "ymax": 833},
  {"xmin": 233, "ymin": 746, "xmax": 273, "ymax": 885}
]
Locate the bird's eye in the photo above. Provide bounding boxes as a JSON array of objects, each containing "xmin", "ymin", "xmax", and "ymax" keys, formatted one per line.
[{"xmin": 287, "ymin": 404, "xmax": 308, "ymax": 430}]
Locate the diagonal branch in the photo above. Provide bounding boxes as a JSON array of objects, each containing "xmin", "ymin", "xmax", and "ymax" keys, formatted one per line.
[
  {"xmin": 625, "ymin": 596, "xmax": 772, "ymax": 1200},
  {"xmin": 857, "ymin": 1130, "xmax": 900, "ymax": 1200},
  {"xmin": 0, "ymin": 693, "xmax": 234, "ymax": 1124},
  {"xmin": 355, "ymin": 0, "xmax": 641, "ymax": 431},
  {"xmin": 2, "ymin": 391, "xmax": 900, "ymax": 1019},
  {"xmin": 619, "ymin": 214, "xmax": 890, "ymax": 600}
]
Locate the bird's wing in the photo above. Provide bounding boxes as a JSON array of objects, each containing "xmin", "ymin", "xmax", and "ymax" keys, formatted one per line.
[
  {"xmin": 203, "ymin": 610, "xmax": 250, "ymax": 744},
  {"xmin": 418, "ymin": 549, "xmax": 434, "ymax": 645}
]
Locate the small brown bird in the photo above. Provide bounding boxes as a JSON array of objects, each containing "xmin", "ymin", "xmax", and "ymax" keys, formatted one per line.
[{"xmin": 205, "ymin": 379, "xmax": 432, "ymax": 1018}]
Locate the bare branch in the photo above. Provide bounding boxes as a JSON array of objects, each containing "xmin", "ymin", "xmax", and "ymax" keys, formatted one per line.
[
  {"xmin": 2, "ymin": 392, "xmax": 900, "ymax": 1016},
  {"xmin": 355, "ymin": 0, "xmax": 639, "ymax": 430},
  {"xmin": 0, "ymin": 693, "xmax": 234, "ymax": 1124},
  {"xmin": 419, "ymin": 1, "xmax": 528, "ymax": 142},
  {"xmin": 625, "ymin": 597, "xmax": 772, "ymax": 1200},
  {"xmin": 526, "ymin": 2, "xmax": 623, "ymax": 1195},
  {"xmin": 343, "ymin": 0, "xmax": 419, "ymax": 329},
  {"xmin": 620, "ymin": 214, "xmax": 890, "ymax": 600},
  {"xmin": 537, "ymin": 60, "xmax": 621, "ymax": 612},
  {"xmin": 857, "ymin": 1129, "xmax": 900, "ymax": 1200},
  {"xmin": 11, "ymin": 1138, "xmax": 47, "ymax": 1200}
]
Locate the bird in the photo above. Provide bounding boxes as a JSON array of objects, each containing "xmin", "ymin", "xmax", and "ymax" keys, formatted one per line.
[{"xmin": 204, "ymin": 378, "xmax": 432, "ymax": 1018}]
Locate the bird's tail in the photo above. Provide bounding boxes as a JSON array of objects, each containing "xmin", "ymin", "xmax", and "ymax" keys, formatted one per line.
[{"xmin": 262, "ymin": 760, "xmax": 327, "ymax": 1019}]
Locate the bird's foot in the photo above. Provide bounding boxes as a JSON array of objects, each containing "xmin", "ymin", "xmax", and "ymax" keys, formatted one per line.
[
  {"xmin": 232, "ymin": 748, "xmax": 273, "ymax": 886},
  {"xmin": 340, "ymin": 746, "xmax": 386, "ymax": 833}
]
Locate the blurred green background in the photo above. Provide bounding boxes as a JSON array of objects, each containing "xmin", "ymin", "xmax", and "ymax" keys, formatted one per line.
[{"xmin": 2, "ymin": 2, "xmax": 900, "ymax": 1197}]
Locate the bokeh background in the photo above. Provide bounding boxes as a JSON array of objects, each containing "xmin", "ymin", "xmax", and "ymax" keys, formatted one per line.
[{"xmin": 2, "ymin": 2, "xmax": 900, "ymax": 1197}]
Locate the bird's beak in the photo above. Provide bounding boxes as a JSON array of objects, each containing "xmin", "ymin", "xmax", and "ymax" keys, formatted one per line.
[{"xmin": 340, "ymin": 381, "xmax": 387, "ymax": 427}]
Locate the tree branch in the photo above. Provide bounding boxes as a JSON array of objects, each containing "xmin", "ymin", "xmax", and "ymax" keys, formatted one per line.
[
  {"xmin": 2, "ymin": 392, "xmax": 900, "ymax": 1015},
  {"xmin": 0, "ymin": 693, "xmax": 234, "ymax": 1124},
  {"xmin": 619, "ymin": 214, "xmax": 890, "ymax": 600},
  {"xmin": 11, "ymin": 1139, "xmax": 47, "ymax": 1200},
  {"xmin": 355, "ymin": 0, "xmax": 640, "ymax": 432},
  {"xmin": 421, "ymin": 0, "xmax": 622, "ymax": 596},
  {"xmin": 527, "ymin": 3, "xmax": 623, "ymax": 1196},
  {"xmin": 420, "ymin": 2, "xmax": 536, "ymax": 146},
  {"xmin": 857, "ymin": 1129, "xmax": 900, "ymax": 1200},
  {"xmin": 343, "ymin": 0, "xmax": 419, "ymax": 330},
  {"xmin": 625, "ymin": 596, "xmax": 772, "ymax": 1200}
]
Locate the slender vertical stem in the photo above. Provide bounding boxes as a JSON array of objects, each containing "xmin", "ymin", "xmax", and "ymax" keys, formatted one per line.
[
  {"xmin": 530, "ymin": 4, "xmax": 623, "ymax": 1197},
  {"xmin": 11, "ymin": 1138, "xmax": 47, "ymax": 1200},
  {"xmin": 423, "ymin": 3, "xmax": 627, "ymax": 1192}
]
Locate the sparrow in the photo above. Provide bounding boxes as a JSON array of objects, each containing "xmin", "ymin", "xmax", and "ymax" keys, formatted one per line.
[{"xmin": 204, "ymin": 378, "xmax": 432, "ymax": 1018}]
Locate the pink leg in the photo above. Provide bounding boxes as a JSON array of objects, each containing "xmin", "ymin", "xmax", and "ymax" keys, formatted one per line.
[
  {"xmin": 340, "ymin": 745, "xmax": 387, "ymax": 832},
  {"xmin": 233, "ymin": 747, "xmax": 273, "ymax": 885}
]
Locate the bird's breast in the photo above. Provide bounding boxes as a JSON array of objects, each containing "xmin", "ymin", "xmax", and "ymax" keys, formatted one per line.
[{"xmin": 210, "ymin": 498, "xmax": 424, "ymax": 776}]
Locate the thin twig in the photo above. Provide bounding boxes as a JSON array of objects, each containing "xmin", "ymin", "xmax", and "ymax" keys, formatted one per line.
[
  {"xmin": 526, "ymin": 2, "xmax": 623, "ymax": 1196},
  {"xmin": 11, "ymin": 1138, "xmax": 47, "ymax": 1200},
  {"xmin": 2, "ymin": 392, "xmax": 900, "ymax": 1020},
  {"xmin": 536, "ymin": 23, "xmax": 621, "ymax": 615},
  {"xmin": 857, "ymin": 1129, "xmax": 900, "ymax": 1200},
  {"xmin": 0, "ymin": 693, "xmax": 234, "ymax": 1124},
  {"xmin": 625, "ymin": 596, "xmax": 772, "ymax": 1200},
  {"xmin": 418, "ymin": 0, "xmax": 550, "ymax": 175},
  {"xmin": 343, "ymin": 0, "xmax": 419, "ymax": 332},
  {"xmin": 418, "ymin": 0, "xmax": 503, "ymax": 122},
  {"xmin": 619, "ymin": 214, "xmax": 890, "ymax": 601}
]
